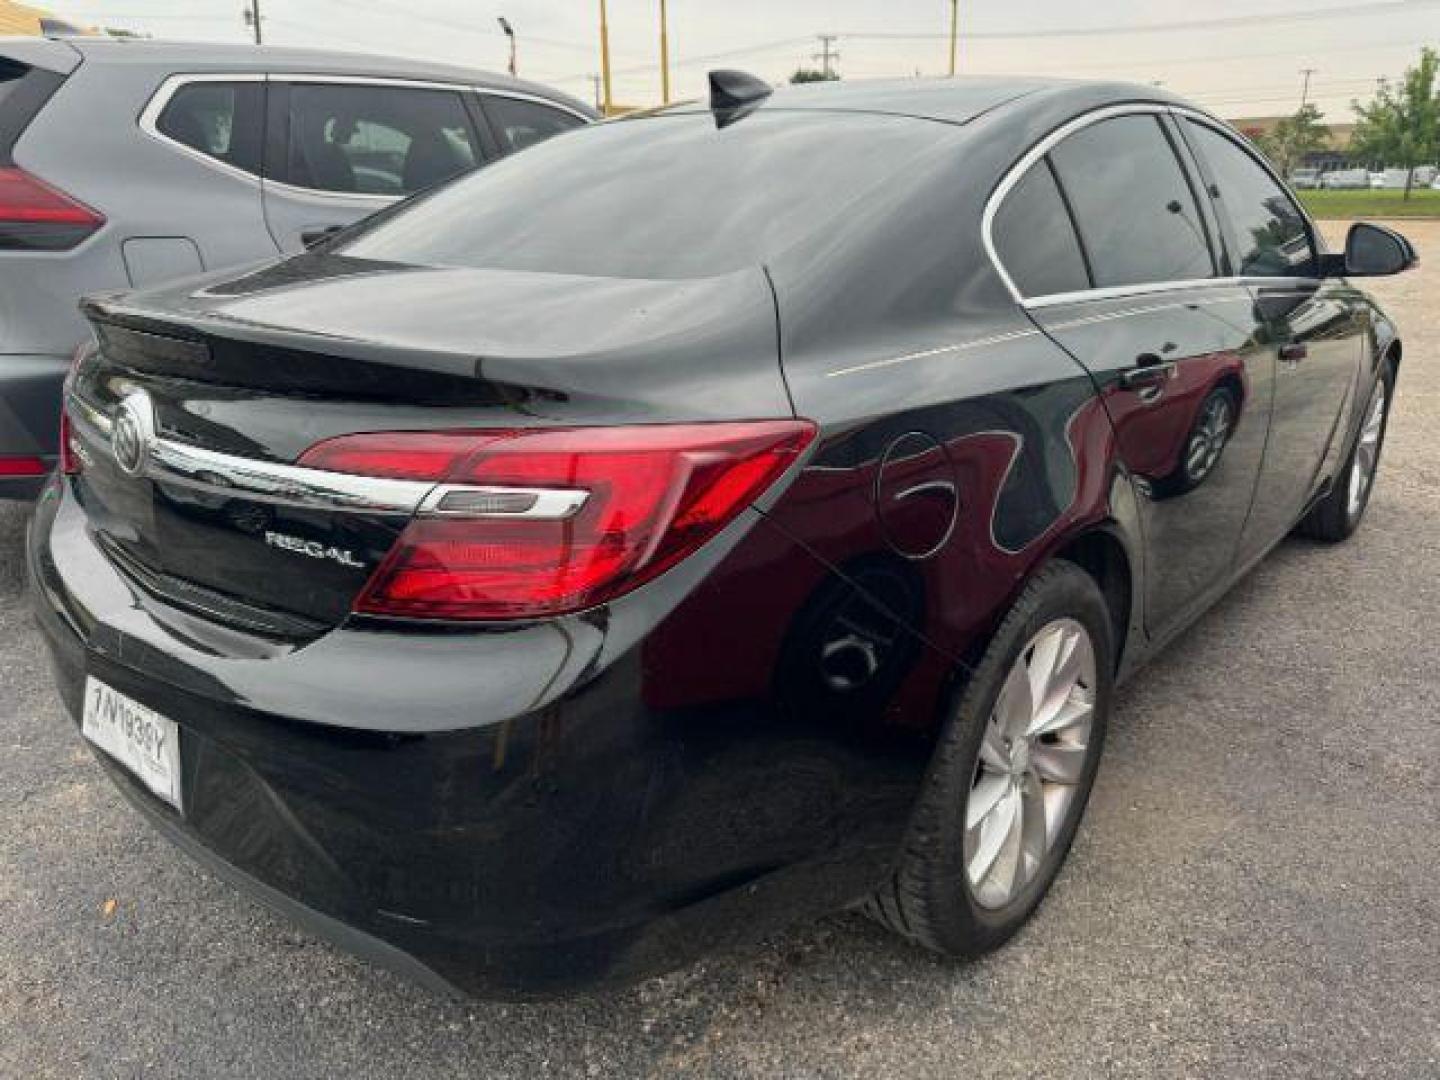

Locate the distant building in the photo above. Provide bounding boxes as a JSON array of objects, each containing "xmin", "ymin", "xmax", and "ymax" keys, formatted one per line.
[
  {"xmin": 0, "ymin": 0, "xmax": 88, "ymax": 35},
  {"xmin": 1228, "ymin": 114, "xmax": 1357, "ymax": 171}
]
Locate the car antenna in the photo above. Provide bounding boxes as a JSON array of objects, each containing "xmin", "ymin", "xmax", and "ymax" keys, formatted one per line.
[{"xmin": 708, "ymin": 69, "xmax": 772, "ymax": 128}]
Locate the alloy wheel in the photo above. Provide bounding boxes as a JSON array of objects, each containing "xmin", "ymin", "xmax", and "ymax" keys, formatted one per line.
[
  {"xmin": 964, "ymin": 618, "xmax": 1097, "ymax": 910},
  {"xmin": 1347, "ymin": 380, "xmax": 1387, "ymax": 519}
]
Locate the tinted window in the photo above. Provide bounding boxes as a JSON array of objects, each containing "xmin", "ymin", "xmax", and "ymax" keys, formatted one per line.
[
  {"xmin": 338, "ymin": 112, "xmax": 955, "ymax": 280},
  {"xmin": 282, "ymin": 84, "xmax": 478, "ymax": 196},
  {"xmin": 0, "ymin": 58, "xmax": 28, "ymax": 104},
  {"xmin": 1185, "ymin": 120, "xmax": 1315, "ymax": 278},
  {"xmin": 1049, "ymin": 114, "xmax": 1213, "ymax": 288},
  {"xmin": 993, "ymin": 161, "xmax": 1089, "ymax": 297},
  {"xmin": 485, "ymin": 94, "xmax": 584, "ymax": 153},
  {"xmin": 156, "ymin": 81, "xmax": 264, "ymax": 175}
]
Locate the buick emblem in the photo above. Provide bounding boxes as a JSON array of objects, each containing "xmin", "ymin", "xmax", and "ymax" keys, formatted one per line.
[{"xmin": 111, "ymin": 391, "xmax": 155, "ymax": 478}]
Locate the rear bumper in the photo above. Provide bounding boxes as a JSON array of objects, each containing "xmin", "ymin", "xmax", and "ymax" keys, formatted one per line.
[
  {"xmin": 28, "ymin": 474, "xmax": 938, "ymax": 997},
  {"xmin": 0, "ymin": 352, "xmax": 67, "ymax": 500}
]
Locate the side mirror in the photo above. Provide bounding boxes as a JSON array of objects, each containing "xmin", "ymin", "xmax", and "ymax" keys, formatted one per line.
[{"xmin": 1341, "ymin": 222, "xmax": 1417, "ymax": 277}]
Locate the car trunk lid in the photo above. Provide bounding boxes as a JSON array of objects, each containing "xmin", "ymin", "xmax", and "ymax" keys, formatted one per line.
[{"xmin": 66, "ymin": 255, "xmax": 793, "ymax": 632}]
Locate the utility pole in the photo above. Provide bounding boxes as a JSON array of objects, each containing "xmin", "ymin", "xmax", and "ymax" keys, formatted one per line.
[
  {"xmin": 242, "ymin": 0, "xmax": 261, "ymax": 45},
  {"xmin": 1299, "ymin": 67, "xmax": 1316, "ymax": 111},
  {"xmin": 498, "ymin": 17, "xmax": 516, "ymax": 77},
  {"xmin": 599, "ymin": 0, "xmax": 614, "ymax": 116},
  {"xmin": 813, "ymin": 34, "xmax": 839, "ymax": 79},
  {"xmin": 659, "ymin": 0, "xmax": 671, "ymax": 105},
  {"xmin": 948, "ymin": 0, "xmax": 958, "ymax": 77},
  {"xmin": 589, "ymin": 74, "xmax": 603, "ymax": 111}
]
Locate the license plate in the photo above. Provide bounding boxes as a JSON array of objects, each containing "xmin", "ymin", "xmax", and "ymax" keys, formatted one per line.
[{"xmin": 82, "ymin": 677, "xmax": 182, "ymax": 810}]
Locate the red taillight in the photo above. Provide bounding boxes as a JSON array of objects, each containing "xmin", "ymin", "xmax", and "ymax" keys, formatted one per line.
[
  {"xmin": 0, "ymin": 167, "xmax": 104, "ymax": 250},
  {"xmin": 0, "ymin": 454, "xmax": 46, "ymax": 477},
  {"xmin": 299, "ymin": 421, "xmax": 817, "ymax": 620},
  {"xmin": 58, "ymin": 411, "xmax": 79, "ymax": 475}
]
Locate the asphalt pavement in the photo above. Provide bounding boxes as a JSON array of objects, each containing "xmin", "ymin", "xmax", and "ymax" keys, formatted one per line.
[{"xmin": 2, "ymin": 222, "xmax": 1437, "ymax": 1078}]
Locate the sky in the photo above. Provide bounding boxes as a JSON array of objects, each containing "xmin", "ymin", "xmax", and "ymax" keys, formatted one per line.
[{"xmin": 44, "ymin": 0, "xmax": 1440, "ymax": 120}]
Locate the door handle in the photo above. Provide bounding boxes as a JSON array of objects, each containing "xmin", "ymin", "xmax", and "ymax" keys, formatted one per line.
[
  {"xmin": 1119, "ymin": 355, "xmax": 1177, "ymax": 389},
  {"xmin": 300, "ymin": 225, "xmax": 343, "ymax": 250},
  {"xmin": 1279, "ymin": 342, "xmax": 1308, "ymax": 365}
]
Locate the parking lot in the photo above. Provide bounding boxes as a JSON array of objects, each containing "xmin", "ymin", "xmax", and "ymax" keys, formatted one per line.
[{"xmin": 2, "ymin": 221, "xmax": 1437, "ymax": 1079}]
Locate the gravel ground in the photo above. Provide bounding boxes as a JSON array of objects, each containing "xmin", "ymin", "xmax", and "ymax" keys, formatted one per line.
[{"xmin": 2, "ymin": 222, "xmax": 1437, "ymax": 1079}]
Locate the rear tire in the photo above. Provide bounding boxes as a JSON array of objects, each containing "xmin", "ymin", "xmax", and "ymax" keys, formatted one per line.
[
  {"xmin": 867, "ymin": 560, "xmax": 1114, "ymax": 957},
  {"xmin": 1298, "ymin": 363, "xmax": 1393, "ymax": 543}
]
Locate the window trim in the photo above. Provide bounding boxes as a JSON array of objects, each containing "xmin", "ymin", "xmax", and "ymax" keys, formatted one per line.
[
  {"xmin": 140, "ymin": 73, "xmax": 590, "ymax": 201},
  {"xmin": 982, "ymin": 102, "xmax": 1325, "ymax": 308}
]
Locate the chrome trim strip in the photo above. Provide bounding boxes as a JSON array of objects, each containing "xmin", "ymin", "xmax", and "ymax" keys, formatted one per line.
[
  {"xmin": 824, "ymin": 328, "xmax": 1040, "ymax": 379},
  {"xmin": 417, "ymin": 484, "xmax": 589, "ymax": 520},
  {"xmin": 148, "ymin": 440, "xmax": 434, "ymax": 514},
  {"xmin": 67, "ymin": 393, "xmax": 592, "ymax": 520},
  {"xmin": 473, "ymin": 86, "xmax": 593, "ymax": 123}
]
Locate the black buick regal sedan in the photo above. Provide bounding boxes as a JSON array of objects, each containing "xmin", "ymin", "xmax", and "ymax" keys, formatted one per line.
[{"xmin": 29, "ymin": 73, "xmax": 1413, "ymax": 997}]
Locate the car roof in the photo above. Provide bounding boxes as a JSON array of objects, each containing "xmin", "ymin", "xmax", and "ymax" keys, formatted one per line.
[
  {"xmin": 57, "ymin": 38, "xmax": 594, "ymax": 115},
  {"xmin": 661, "ymin": 75, "xmax": 1193, "ymax": 127}
]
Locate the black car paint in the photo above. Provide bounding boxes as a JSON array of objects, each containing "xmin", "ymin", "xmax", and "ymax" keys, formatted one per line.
[{"xmin": 28, "ymin": 78, "xmax": 1400, "ymax": 996}]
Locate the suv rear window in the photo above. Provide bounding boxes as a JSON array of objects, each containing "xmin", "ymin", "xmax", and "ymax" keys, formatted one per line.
[{"xmin": 337, "ymin": 112, "xmax": 954, "ymax": 280}]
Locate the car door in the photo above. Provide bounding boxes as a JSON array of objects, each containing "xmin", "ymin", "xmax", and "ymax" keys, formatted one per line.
[
  {"xmin": 1006, "ymin": 110, "xmax": 1275, "ymax": 637},
  {"xmin": 1178, "ymin": 117, "xmax": 1367, "ymax": 562},
  {"xmin": 260, "ymin": 78, "xmax": 492, "ymax": 253}
]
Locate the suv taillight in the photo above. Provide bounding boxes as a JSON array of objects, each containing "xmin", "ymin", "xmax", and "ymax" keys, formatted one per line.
[
  {"xmin": 0, "ymin": 167, "xmax": 104, "ymax": 250},
  {"xmin": 298, "ymin": 421, "xmax": 817, "ymax": 621}
]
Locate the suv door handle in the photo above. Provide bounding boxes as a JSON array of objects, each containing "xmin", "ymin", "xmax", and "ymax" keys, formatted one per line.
[
  {"xmin": 1120, "ymin": 356, "xmax": 1177, "ymax": 389},
  {"xmin": 1279, "ymin": 342, "xmax": 1308, "ymax": 365},
  {"xmin": 300, "ymin": 225, "xmax": 343, "ymax": 250}
]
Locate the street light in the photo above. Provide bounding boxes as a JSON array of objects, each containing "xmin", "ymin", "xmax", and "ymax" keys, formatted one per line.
[{"xmin": 498, "ymin": 16, "xmax": 516, "ymax": 77}]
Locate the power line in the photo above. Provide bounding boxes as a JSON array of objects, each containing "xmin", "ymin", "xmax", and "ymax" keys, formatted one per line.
[{"xmin": 837, "ymin": 0, "xmax": 1440, "ymax": 41}]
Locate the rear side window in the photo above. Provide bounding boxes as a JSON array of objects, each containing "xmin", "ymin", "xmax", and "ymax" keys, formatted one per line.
[
  {"xmin": 0, "ymin": 58, "xmax": 66, "ymax": 165},
  {"xmin": 483, "ymin": 94, "xmax": 585, "ymax": 154},
  {"xmin": 992, "ymin": 161, "xmax": 1090, "ymax": 297},
  {"xmin": 1049, "ymin": 114, "xmax": 1214, "ymax": 288},
  {"xmin": 280, "ymin": 83, "xmax": 479, "ymax": 197},
  {"xmin": 155, "ymin": 81, "xmax": 264, "ymax": 176},
  {"xmin": 1184, "ymin": 120, "xmax": 1316, "ymax": 278}
]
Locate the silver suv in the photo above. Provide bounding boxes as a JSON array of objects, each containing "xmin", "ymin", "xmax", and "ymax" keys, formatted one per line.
[{"xmin": 0, "ymin": 37, "xmax": 592, "ymax": 497}]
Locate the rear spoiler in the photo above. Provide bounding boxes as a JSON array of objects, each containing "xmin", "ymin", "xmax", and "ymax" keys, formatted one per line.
[{"xmin": 0, "ymin": 36, "xmax": 82, "ymax": 75}]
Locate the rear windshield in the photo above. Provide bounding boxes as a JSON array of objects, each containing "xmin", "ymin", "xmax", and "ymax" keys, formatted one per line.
[{"xmin": 337, "ymin": 111, "xmax": 953, "ymax": 280}]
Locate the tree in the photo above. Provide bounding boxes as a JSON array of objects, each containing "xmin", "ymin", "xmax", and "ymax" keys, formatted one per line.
[
  {"xmin": 1351, "ymin": 47, "xmax": 1440, "ymax": 199},
  {"xmin": 1254, "ymin": 105, "xmax": 1329, "ymax": 177},
  {"xmin": 789, "ymin": 68, "xmax": 838, "ymax": 84}
]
